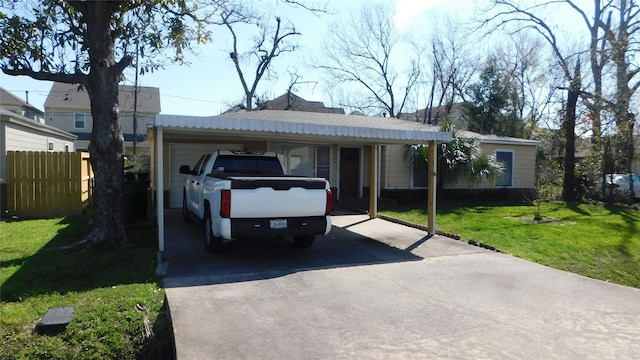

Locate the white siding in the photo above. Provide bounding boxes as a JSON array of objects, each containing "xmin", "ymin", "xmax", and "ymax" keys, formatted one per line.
[
  {"xmin": 5, "ymin": 122, "xmax": 73, "ymax": 152},
  {"xmin": 383, "ymin": 143, "xmax": 538, "ymax": 189},
  {"xmin": 480, "ymin": 143, "xmax": 537, "ymax": 188},
  {"xmin": 120, "ymin": 113, "xmax": 156, "ymax": 135},
  {"xmin": 166, "ymin": 142, "xmax": 242, "ymax": 208},
  {"xmin": 46, "ymin": 107, "xmax": 94, "ymax": 133},
  {"xmin": 362, "ymin": 147, "xmax": 370, "ymax": 188},
  {"xmin": 383, "ymin": 144, "xmax": 411, "ymax": 188},
  {"xmin": 5, "ymin": 124, "xmax": 49, "ymax": 151},
  {"xmin": 46, "ymin": 109, "xmax": 155, "ymax": 134}
]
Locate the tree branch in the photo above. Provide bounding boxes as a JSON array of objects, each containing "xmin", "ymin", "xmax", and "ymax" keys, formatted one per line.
[{"xmin": 3, "ymin": 67, "xmax": 87, "ymax": 85}]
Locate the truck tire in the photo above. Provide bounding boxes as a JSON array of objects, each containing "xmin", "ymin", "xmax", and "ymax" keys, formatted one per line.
[
  {"xmin": 182, "ymin": 192, "xmax": 192, "ymax": 223},
  {"xmin": 294, "ymin": 235, "xmax": 315, "ymax": 248},
  {"xmin": 204, "ymin": 207, "xmax": 223, "ymax": 253}
]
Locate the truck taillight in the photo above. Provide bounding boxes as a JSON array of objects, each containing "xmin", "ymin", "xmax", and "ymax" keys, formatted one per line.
[
  {"xmin": 325, "ymin": 189, "xmax": 332, "ymax": 215},
  {"xmin": 220, "ymin": 190, "xmax": 231, "ymax": 218}
]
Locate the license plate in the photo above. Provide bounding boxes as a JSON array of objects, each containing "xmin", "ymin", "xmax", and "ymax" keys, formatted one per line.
[{"xmin": 270, "ymin": 219, "xmax": 287, "ymax": 229}]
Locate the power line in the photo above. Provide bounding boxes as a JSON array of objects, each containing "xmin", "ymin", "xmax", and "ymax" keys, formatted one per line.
[
  {"xmin": 5, "ymin": 88, "xmax": 229, "ymax": 104},
  {"xmin": 159, "ymin": 92, "xmax": 228, "ymax": 104}
]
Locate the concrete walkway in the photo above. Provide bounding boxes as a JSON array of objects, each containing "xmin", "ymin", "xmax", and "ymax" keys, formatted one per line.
[{"xmin": 163, "ymin": 211, "xmax": 640, "ymax": 359}]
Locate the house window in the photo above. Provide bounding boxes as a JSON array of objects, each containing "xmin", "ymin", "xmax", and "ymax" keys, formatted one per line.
[
  {"xmin": 284, "ymin": 145, "xmax": 330, "ymax": 179},
  {"xmin": 316, "ymin": 146, "xmax": 330, "ymax": 180},
  {"xmin": 75, "ymin": 113, "xmax": 85, "ymax": 129},
  {"xmin": 496, "ymin": 150, "xmax": 514, "ymax": 187},
  {"xmin": 412, "ymin": 158, "xmax": 428, "ymax": 188},
  {"xmin": 48, "ymin": 141, "xmax": 54, "ymax": 152}
]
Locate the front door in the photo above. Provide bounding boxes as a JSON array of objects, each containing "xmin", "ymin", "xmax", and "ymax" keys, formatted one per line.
[{"xmin": 340, "ymin": 147, "xmax": 360, "ymax": 198}]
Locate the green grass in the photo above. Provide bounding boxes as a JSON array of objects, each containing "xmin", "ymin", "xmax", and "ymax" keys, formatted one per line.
[
  {"xmin": 381, "ymin": 202, "xmax": 640, "ymax": 288},
  {"xmin": 0, "ymin": 216, "xmax": 171, "ymax": 359}
]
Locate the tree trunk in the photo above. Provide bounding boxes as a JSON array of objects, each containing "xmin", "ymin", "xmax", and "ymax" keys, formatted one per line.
[
  {"xmin": 84, "ymin": 2, "xmax": 128, "ymax": 244},
  {"xmin": 626, "ymin": 117, "xmax": 635, "ymax": 204},
  {"xmin": 246, "ymin": 94, "xmax": 254, "ymax": 111},
  {"xmin": 562, "ymin": 88, "xmax": 578, "ymax": 203}
]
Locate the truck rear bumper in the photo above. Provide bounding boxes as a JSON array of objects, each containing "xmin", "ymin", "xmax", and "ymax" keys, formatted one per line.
[{"xmin": 230, "ymin": 216, "xmax": 330, "ymax": 239}]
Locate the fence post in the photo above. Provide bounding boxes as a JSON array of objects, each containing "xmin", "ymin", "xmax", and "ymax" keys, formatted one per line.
[{"xmin": 6, "ymin": 151, "xmax": 15, "ymax": 214}]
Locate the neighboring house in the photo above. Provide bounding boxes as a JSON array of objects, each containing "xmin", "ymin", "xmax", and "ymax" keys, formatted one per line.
[
  {"xmin": 399, "ymin": 102, "xmax": 466, "ymax": 128},
  {"xmin": 0, "ymin": 87, "xmax": 45, "ymax": 123},
  {"xmin": 43, "ymin": 82, "xmax": 161, "ymax": 155},
  {"xmin": 0, "ymin": 99, "xmax": 77, "ymax": 214},
  {"xmin": 258, "ymin": 92, "xmax": 345, "ymax": 114},
  {"xmin": 222, "ymin": 92, "xmax": 345, "ymax": 114},
  {"xmin": 0, "ymin": 108, "xmax": 77, "ymax": 180}
]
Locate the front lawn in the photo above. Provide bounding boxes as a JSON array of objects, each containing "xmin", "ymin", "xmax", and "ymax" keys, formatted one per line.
[
  {"xmin": 380, "ymin": 202, "xmax": 640, "ymax": 288},
  {"xmin": 0, "ymin": 216, "xmax": 171, "ymax": 359}
]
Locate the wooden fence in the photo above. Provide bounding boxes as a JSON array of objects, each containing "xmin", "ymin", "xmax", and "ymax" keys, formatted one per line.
[{"xmin": 5, "ymin": 151, "xmax": 93, "ymax": 217}]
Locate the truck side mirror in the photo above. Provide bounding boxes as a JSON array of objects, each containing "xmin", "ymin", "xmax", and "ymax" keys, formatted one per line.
[{"xmin": 179, "ymin": 165, "xmax": 193, "ymax": 174}]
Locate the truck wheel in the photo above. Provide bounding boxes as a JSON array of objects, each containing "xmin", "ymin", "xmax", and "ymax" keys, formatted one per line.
[
  {"xmin": 182, "ymin": 192, "xmax": 192, "ymax": 223},
  {"xmin": 204, "ymin": 208, "xmax": 223, "ymax": 253},
  {"xmin": 294, "ymin": 235, "xmax": 315, "ymax": 248}
]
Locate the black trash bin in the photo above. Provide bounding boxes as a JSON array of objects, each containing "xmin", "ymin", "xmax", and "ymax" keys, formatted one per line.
[{"xmin": 125, "ymin": 173, "xmax": 150, "ymax": 223}]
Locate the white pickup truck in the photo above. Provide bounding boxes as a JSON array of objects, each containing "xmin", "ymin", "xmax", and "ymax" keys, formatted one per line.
[{"xmin": 179, "ymin": 150, "xmax": 332, "ymax": 252}]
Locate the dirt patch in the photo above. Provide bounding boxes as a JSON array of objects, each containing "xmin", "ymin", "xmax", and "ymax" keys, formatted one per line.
[{"xmin": 504, "ymin": 216, "xmax": 577, "ymax": 225}]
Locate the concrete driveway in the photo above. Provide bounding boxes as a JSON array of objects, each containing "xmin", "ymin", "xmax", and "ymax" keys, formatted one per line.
[{"xmin": 163, "ymin": 210, "xmax": 640, "ymax": 359}]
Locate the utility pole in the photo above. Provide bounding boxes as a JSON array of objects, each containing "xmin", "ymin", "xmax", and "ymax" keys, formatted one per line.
[{"xmin": 133, "ymin": 41, "xmax": 139, "ymax": 155}]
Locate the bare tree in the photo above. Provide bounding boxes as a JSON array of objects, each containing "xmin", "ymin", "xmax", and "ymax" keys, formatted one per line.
[
  {"xmin": 482, "ymin": 0, "xmax": 591, "ymax": 202},
  {"xmin": 494, "ymin": 33, "xmax": 554, "ymax": 136},
  {"xmin": 218, "ymin": 2, "xmax": 300, "ymax": 111},
  {"xmin": 424, "ymin": 15, "xmax": 479, "ymax": 125},
  {"xmin": 317, "ymin": 2, "xmax": 419, "ymax": 117}
]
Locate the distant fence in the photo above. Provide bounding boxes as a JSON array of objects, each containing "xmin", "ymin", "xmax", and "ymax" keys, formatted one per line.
[{"xmin": 5, "ymin": 151, "xmax": 93, "ymax": 217}]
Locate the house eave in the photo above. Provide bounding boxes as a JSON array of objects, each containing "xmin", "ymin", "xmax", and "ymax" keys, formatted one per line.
[
  {"xmin": 1, "ymin": 110, "xmax": 77, "ymax": 141},
  {"xmin": 477, "ymin": 138, "xmax": 542, "ymax": 146}
]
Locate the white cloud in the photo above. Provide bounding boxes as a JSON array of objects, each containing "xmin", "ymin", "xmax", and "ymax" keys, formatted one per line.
[{"xmin": 395, "ymin": 0, "xmax": 435, "ymax": 26}]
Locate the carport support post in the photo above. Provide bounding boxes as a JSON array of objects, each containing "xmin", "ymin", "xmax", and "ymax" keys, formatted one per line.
[
  {"xmin": 156, "ymin": 125, "xmax": 165, "ymax": 260},
  {"xmin": 427, "ymin": 140, "xmax": 437, "ymax": 235},
  {"xmin": 369, "ymin": 145, "xmax": 378, "ymax": 219}
]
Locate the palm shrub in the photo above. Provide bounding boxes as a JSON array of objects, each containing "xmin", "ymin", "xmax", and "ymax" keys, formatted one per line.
[{"xmin": 406, "ymin": 121, "xmax": 504, "ymax": 195}]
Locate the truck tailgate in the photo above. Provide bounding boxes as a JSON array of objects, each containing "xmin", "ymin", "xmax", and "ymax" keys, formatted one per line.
[{"xmin": 228, "ymin": 177, "xmax": 328, "ymax": 218}]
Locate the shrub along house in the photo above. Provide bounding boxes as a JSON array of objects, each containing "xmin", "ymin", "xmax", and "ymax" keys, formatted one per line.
[{"xmin": 396, "ymin": 105, "xmax": 541, "ymax": 201}]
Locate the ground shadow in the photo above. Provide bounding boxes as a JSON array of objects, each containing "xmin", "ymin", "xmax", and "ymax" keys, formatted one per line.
[
  {"xmin": 566, "ymin": 202, "xmax": 592, "ymax": 216},
  {"xmin": 162, "ymin": 210, "xmax": 424, "ymax": 289},
  {"xmin": 604, "ymin": 206, "xmax": 639, "ymax": 258},
  {"xmin": 1, "ymin": 216, "xmax": 160, "ymax": 302}
]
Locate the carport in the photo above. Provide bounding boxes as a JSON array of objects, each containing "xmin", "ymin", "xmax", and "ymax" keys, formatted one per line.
[{"xmin": 151, "ymin": 110, "xmax": 452, "ymax": 258}]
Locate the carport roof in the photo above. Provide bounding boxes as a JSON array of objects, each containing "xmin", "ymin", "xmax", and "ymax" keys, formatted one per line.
[{"xmin": 155, "ymin": 110, "xmax": 452, "ymax": 144}]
